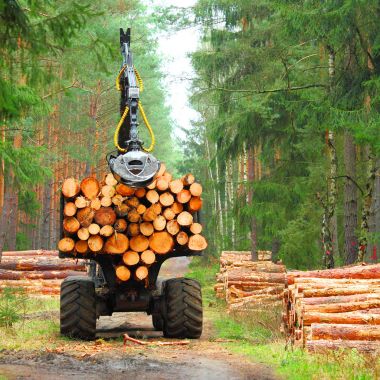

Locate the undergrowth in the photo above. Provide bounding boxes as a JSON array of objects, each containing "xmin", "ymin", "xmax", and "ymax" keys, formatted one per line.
[{"xmin": 0, "ymin": 290, "xmax": 61, "ymax": 350}]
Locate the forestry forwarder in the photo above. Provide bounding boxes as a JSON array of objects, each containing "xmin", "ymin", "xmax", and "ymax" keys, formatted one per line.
[{"xmin": 58, "ymin": 28, "xmax": 203, "ymax": 340}]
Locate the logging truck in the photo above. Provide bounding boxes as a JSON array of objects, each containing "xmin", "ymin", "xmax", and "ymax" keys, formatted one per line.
[{"xmin": 57, "ymin": 28, "xmax": 205, "ymax": 340}]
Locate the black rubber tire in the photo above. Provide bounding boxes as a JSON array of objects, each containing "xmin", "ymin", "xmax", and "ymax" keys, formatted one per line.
[
  {"xmin": 152, "ymin": 314, "xmax": 164, "ymax": 331},
  {"xmin": 60, "ymin": 276, "xmax": 96, "ymax": 340},
  {"xmin": 163, "ymin": 278, "xmax": 202, "ymax": 339}
]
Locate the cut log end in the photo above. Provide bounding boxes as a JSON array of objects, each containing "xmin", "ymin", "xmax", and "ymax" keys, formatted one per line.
[
  {"xmin": 116, "ymin": 266, "xmax": 131, "ymax": 282},
  {"xmin": 188, "ymin": 234, "xmax": 207, "ymax": 251},
  {"xmin": 123, "ymin": 251, "xmax": 140, "ymax": 266}
]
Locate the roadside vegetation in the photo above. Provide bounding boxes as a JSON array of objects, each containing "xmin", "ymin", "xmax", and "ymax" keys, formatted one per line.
[{"xmin": 187, "ymin": 258, "xmax": 380, "ymax": 380}]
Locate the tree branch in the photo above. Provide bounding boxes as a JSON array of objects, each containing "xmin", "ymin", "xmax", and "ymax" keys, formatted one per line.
[
  {"xmin": 41, "ymin": 80, "xmax": 79, "ymax": 99},
  {"xmin": 332, "ymin": 175, "xmax": 364, "ymax": 195},
  {"xmin": 201, "ymin": 84, "xmax": 327, "ymax": 94}
]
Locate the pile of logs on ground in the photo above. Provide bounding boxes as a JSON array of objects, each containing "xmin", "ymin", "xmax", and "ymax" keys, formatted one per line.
[
  {"xmin": 58, "ymin": 165, "xmax": 207, "ymax": 283},
  {"xmin": 0, "ymin": 250, "xmax": 85, "ymax": 295},
  {"xmin": 283, "ymin": 263, "xmax": 380, "ymax": 353},
  {"xmin": 214, "ymin": 251, "xmax": 286, "ymax": 311}
]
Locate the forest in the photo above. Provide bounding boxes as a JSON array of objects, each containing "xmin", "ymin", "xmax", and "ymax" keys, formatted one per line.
[{"xmin": 0, "ymin": 0, "xmax": 380, "ymax": 270}]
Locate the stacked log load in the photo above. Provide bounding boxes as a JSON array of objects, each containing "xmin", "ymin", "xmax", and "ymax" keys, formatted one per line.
[
  {"xmin": 283, "ymin": 263, "xmax": 380, "ymax": 353},
  {"xmin": 0, "ymin": 250, "xmax": 85, "ymax": 295},
  {"xmin": 58, "ymin": 165, "xmax": 207, "ymax": 283},
  {"xmin": 214, "ymin": 251, "xmax": 286, "ymax": 311}
]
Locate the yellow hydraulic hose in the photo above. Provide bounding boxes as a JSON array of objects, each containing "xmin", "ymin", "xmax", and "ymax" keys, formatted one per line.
[{"xmin": 114, "ymin": 66, "xmax": 154, "ymax": 152}]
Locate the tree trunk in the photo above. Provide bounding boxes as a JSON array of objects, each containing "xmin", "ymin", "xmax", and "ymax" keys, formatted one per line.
[
  {"xmin": 344, "ymin": 131, "xmax": 358, "ymax": 264},
  {"xmin": 247, "ymin": 146, "xmax": 258, "ymax": 261},
  {"xmin": 358, "ymin": 149, "xmax": 376, "ymax": 262},
  {"xmin": 310, "ymin": 323, "xmax": 380, "ymax": 341}
]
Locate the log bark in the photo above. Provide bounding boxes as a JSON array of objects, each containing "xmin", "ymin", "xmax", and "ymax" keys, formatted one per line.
[
  {"xmin": 306, "ymin": 339, "xmax": 380, "ymax": 353},
  {"xmin": 149, "ymin": 232, "xmax": 174, "ymax": 254},
  {"xmin": 80, "ymin": 177, "xmax": 100, "ymax": 200},
  {"xmin": 302, "ymin": 293, "xmax": 380, "ymax": 306},
  {"xmin": 130, "ymin": 235, "xmax": 149, "ymax": 252},
  {"xmin": 302, "ymin": 285, "xmax": 380, "ymax": 298},
  {"xmin": 304, "ymin": 300, "xmax": 380, "ymax": 313},
  {"xmin": 0, "ymin": 269, "xmax": 83, "ymax": 280},
  {"xmin": 303, "ymin": 311, "xmax": 380, "ymax": 326},
  {"xmin": 2, "ymin": 250, "xmax": 58, "ymax": 257},
  {"xmin": 0, "ymin": 261, "xmax": 85, "ymax": 271},
  {"xmin": 62, "ymin": 178, "xmax": 80, "ymax": 198},
  {"xmin": 310, "ymin": 323, "xmax": 380, "ymax": 341},
  {"xmin": 288, "ymin": 264, "xmax": 380, "ymax": 284},
  {"xmin": 122, "ymin": 250, "xmax": 140, "ymax": 266},
  {"xmin": 104, "ymin": 233, "xmax": 128, "ymax": 254}
]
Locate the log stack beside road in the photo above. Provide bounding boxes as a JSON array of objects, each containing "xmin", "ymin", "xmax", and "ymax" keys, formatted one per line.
[
  {"xmin": 214, "ymin": 251, "xmax": 286, "ymax": 311},
  {"xmin": 0, "ymin": 250, "xmax": 85, "ymax": 295},
  {"xmin": 58, "ymin": 166, "xmax": 207, "ymax": 283},
  {"xmin": 283, "ymin": 263, "xmax": 380, "ymax": 353}
]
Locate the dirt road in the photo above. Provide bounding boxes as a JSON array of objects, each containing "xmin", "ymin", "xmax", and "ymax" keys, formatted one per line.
[{"xmin": 0, "ymin": 258, "xmax": 278, "ymax": 380}]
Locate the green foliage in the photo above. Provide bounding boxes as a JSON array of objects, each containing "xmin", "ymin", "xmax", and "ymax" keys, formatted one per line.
[
  {"xmin": 0, "ymin": 288, "xmax": 28, "ymax": 328},
  {"xmin": 182, "ymin": 0, "xmax": 380, "ymax": 268}
]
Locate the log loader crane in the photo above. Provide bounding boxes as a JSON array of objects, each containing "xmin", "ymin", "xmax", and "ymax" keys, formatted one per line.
[{"xmin": 58, "ymin": 28, "xmax": 203, "ymax": 340}]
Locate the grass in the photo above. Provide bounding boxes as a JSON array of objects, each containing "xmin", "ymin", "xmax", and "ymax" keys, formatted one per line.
[
  {"xmin": 0, "ymin": 291, "xmax": 62, "ymax": 351},
  {"xmin": 188, "ymin": 258, "xmax": 380, "ymax": 380}
]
